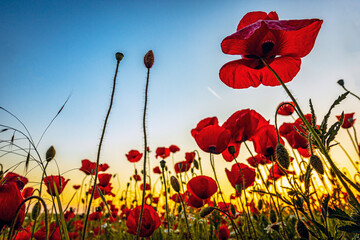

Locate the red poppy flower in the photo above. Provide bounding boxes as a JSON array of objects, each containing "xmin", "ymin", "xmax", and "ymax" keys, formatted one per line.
[
  {"xmin": 89, "ymin": 211, "xmax": 102, "ymax": 221},
  {"xmin": 251, "ymin": 124, "xmax": 284, "ymax": 158},
  {"xmin": 140, "ymin": 183, "xmax": 151, "ymax": 191},
  {"xmin": 155, "ymin": 147, "xmax": 171, "ymax": 159},
  {"xmin": 277, "ymin": 102, "xmax": 295, "ymax": 116},
  {"xmin": 248, "ymin": 200, "xmax": 259, "ymax": 214},
  {"xmin": 225, "ymin": 163, "xmax": 256, "ymax": 189},
  {"xmin": 0, "ymin": 180, "xmax": 25, "ymax": 230},
  {"xmin": 223, "ymin": 109, "xmax": 269, "ymax": 143},
  {"xmin": 187, "ymin": 176, "xmax": 217, "ymax": 200},
  {"xmin": 126, "ymin": 150, "xmax": 143, "ymax": 163},
  {"xmin": 64, "ymin": 208, "xmax": 75, "ymax": 221},
  {"xmin": 133, "ymin": 174, "xmax": 141, "ymax": 181},
  {"xmin": 174, "ymin": 161, "xmax": 191, "ymax": 173},
  {"xmin": 193, "ymin": 124, "xmax": 231, "ymax": 154},
  {"xmin": 79, "ymin": 159, "xmax": 109, "ymax": 175},
  {"xmin": 126, "ymin": 205, "xmax": 161, "ymax": 237},
  {"xmin": 43, "ymin": 176, "xmax": 69, "ymax": 196},
  {"xmin": 186, "ymin": 193, "xmax": 205, "ymax": 208},
  {"xmin": 218, "ymin": 225, "xmax": 230, "ymax": 240},
  {"xmin": 191, "ymin": 117, "xmax": 219, "ymax": 138},
  {"xmin": 73, "ymin": 185, "xmax": 81, "ymax": 190},
  {"xmin": 34, "ymin": 222, "xmax": 61, "ymax": 240},
  {"xmin": 4, "ymin": 172, "xmax": 28, "ymax": 190},
  {"xmin": 219, "ymin": 11, "xmax": 322, "ymax": 89},
  {"xmin": 218, "ymin": 202, "xmax": 237, "ymax": 218},
  {"xmin": 170, "ymin": 193, "xmax": 181, "ymax": 203},
  {"xmin": 169, "ymin": 145, "xmax": 180, "ymax": 153},
  {"xmin": 22, "ymin": 186, "xmax": 34, "ymax": 198},
  {"xmin": 337, "ymin": 113, "xmax": 355, "ymax": 129},
  {"xmin": 90, "ymin": 183, "xmax": 115, "ymax": 199},
  {"xmin": 246, "ymin": 154, "xmax": 271, "ymax": 168},
  {"xmin": 153, "ymin": 166, "xmax": 161, "ymax": 174},
  {"xmin": 98, "ymin": 173, "xmax": 112, "ymax": 187},
  {"xmin": 185, "ymin": 152, "xmax": 196, "ymax": 163}
]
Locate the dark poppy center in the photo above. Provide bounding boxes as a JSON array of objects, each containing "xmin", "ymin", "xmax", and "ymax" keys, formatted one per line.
[{"xmin": 262, "ymin": 41, "xmax": 274, "ymax": 55}]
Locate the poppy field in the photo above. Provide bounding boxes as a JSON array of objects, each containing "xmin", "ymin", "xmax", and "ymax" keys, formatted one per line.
[{"xmin": 2, "ymin": 10, "xmax": 360, "ymax": 240}]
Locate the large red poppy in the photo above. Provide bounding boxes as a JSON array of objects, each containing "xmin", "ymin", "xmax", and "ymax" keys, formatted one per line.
[
  {"xmin": 34, "ymin": 222, "xmax": 61, "ymax": 240},
  {"xmin": 267, "ymin": 163, "xmax": 295, "ymax": 181},
  {"xmin": 277, "ymin": 102, "xmax": 295, "ymax": 116},
  {"xmin": 186, "ymin": 193, "xmax": 205, "ymax": 208},
  {"xmin": 185, "ymin": 152, "xmax": 196, "ymax": 163},
  {"xmin": 222, "ymin": 141, "xmax": 241, "ymax": 162},
  {"xmin": 337, "ymin": 113, "xmax": 355, "ymax": 129},
  {"xmin": 98, "ymin": 173, "xmax": 112, "ymax": 187},
  {"xmin": 3, "ymin": 172, "xmax": 28, "ymax": 190},
  {"xmin": 219, "ymin": 11, "xmax": 322, "ymax": 89},
  {"xmin": 0, "ymin": 180, "xmax": 25, "ymax": 230},
  {"xmin": 225, "ymin": 163, "xmax": 256, "ymax": 189},
  {"xmin": 191, "ymin": 117, "xmax": 219, "ymax": 138},
  {"xmin": 187, "ymin": 176, "xmax": 217, "ymax": 200},
  {"xmin": 193, "ymin": 125, "xmax": 231, "ymax": 154},
  {"xmin": 126, "ymin": 205, "xmax": 161, "ymax": 237},
  {"xmin": 174, "ymin": 161, "xmax": 191, "ymax": 173},
  {"xmin": 251, "ymin": 124, "xmax": 284, "ymax": 158},
  {"xmin": 126, "ymin": 150, "xmax": 143, "ymax": 163},
  {"xmin": 43, "ymin": 176, "xmax": 69, "ymax": 196}
]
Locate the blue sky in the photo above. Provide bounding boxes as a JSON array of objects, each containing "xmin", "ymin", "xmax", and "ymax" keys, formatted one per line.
[{"xmin": 1, "ymin": 0, "xmax": 360, "ymax": 197}]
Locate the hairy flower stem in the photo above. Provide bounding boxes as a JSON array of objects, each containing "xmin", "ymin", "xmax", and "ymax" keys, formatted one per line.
[
  {"xmin": 82, "ymin": 55, "xmax": 122, "ymax": 240},
  {"xmin": 261, "ymin": 58, "xmax": 360, "ymax": 211},
  {"xmin": 8, "ymin": 196, "xmax": 49, "ymax": 240},
  {"xmin": 339, "ymin": 83, "xmax": 360, "ymax": 101},
  {"xmin": 136, "ymin": 67, "xmax": 151, "ymax": 239},
  {"xmin": 161, "ymin": 164, "xmax": 171, "ymax": 237},
  {"xmin": 178, "ymin": 193, "xmax": 192, "ymax": 239},
  {"xmin": 210, "ymin": 153, "xmax": 243, "ymax": 240}
]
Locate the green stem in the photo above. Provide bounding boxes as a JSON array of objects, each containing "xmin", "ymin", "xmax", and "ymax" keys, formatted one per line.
[
  {"xmin": 179, "ymin": 193, "xmax": 192, "ymax": 240},
  {"xmin": 161, "ymin": 164, "xmax": 170, "ymax": 238},
  {"xmin": 136, "ymin": 67, "xmax": 151, "ymax": 239},
  {"xmin": 82, "ymin": 55, "xmax": 121, "ymax": 240}
]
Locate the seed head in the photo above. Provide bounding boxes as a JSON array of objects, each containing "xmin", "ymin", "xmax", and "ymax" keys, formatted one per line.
[
  {"xmin": 32, "ymin": 201, "xmax": 41, "ymax": 220},
  {"xmin": 200, "ymin": 206, "xmax": 215, "ymax": 218},
  {"xmin": 144, "ymin": 50, "xmax": 154, "ymax": 69},
  {"xmin": 276, "ymin": 143, "xmax": 290, "ymax": 169},
  {"xmin": 310, "ymin": 155, "xmax": 324, "ymax": 175},
  {"xmin": 170, "ymin": 176, "xmax": 180, "ymax": 192},
  {"xmin": 337, "ymin": 79, "xmax": 345, "ymax": 87},
  {"xmin": 115, "ymin": 52, "xmax": 124, "ymax": 62},
  {"xmin": 46, "ymin": 145, "xmax": 56, "ymax": 162},
  {"xmin": 228, "ymin": 145, "xmax": 236, "ymax": 155}
]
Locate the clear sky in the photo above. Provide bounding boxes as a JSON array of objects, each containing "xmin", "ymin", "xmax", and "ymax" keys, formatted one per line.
[{"xmin": 1, "ymin": 0, "xmax": 360, "ymax": 201}]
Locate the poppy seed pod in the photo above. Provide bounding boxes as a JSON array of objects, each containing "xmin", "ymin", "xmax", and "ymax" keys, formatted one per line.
[
  {"xmin": 32, "ymin": 201, "xmax": 41, "ymax": 220},
  {"xmin": 228, "ymin": 145, "xmax": 236, "ymax": 155},
  {"xmin": 258, "ymin": 199, "xmax": 263, "ymax": 211},
  {"xmin": 337, "ymin": 79, "xmax": 344, "ymax": 86},
  {"xmin": 296, "ymin": 220, "xmax": 309, "ymax": 240},
  {"xmin": 276, "ymin": 143, "xmax": 290, "ymax": 169},
  {"xmin": 46, "ymin": 145, "xmax": 56, "ymax": 162},
  {"xmin": 310, "ymin": 155, "xmax": 324, "ymax": 175},
  {"xmin": 115, "ymin": 52, "xmax": 124, "ymax": 62},
  {"xmin": 160, "ymin": 160, "xmax": 166, "ymax": 169},
  {"xmin": 200, "ymin": 206, "xmax": 215, "ymax": 218},
  {"xmin": 144, "ymin": 50, "xmax": 154, "ymax": 69},
  {"xmin": 170, "ymin": 176, "xmax": 180, "ymax": 192}
]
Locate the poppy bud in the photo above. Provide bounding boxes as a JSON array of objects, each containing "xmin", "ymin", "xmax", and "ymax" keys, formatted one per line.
[
  {"xmin": 270, "ymin": 209, "xmax": 277, "ymax": 223},
  {"xmin": 144, "ymin": 50, "xmax": 154, "ymax": 69},
  {"xmin": 135, "ymin": 169, "xmax": 138, "ymax": 175},
  {"xmin": 310, "ymin": 155, "xmax": 324, "ymax": 175},
  {"xmin": 228, "ymin": 145, "xmax": 236, "ymax": 155},
  {"xmin": 258, "ymin": 199, "xmax": 263, "ymax": 211},
  {"xmin": 46, "ymin": 146, "xmax": 56, "ymax": 162},
  {"xmin": 296, "ymin": 220, "xmax": 309, "ymax": 240},
  {"xmin": 337, "ymin": 79, "xmax": 344, "ymax": 86},
  {"xmin": 177, "ymin": 204, "xmax": 182, "ymax": 213},
  {"xmin": 235, "ymin": 184, "xmax": 242, "ymax": 194},
  {"xmin": 276, "ymin": 143, "xmax": 290, "ymax": 169},
  {"xmin": 160, "ymin": 160, "xmax": 166, "ymax": 169},
  {"xmin": 200, "ymin": 206, "xmax": 215, "ymax": 218},
  {"xmin": 32, "ymin": 201, "xmax": 41, "ymax": 220},
  {"xmin": 115, "ymin": 52, "xmax": 124, "ymax": 62},
  {"xmin": 193, "ymin": 159, "xmax": 199, "ymax": 169},
  {"xmin": 170, "ymin": 176, "xmax": 180, "ymax": 192},
  {"xmin": 127, "ymin": 182, "xmax": 130, "ymax": 187}
]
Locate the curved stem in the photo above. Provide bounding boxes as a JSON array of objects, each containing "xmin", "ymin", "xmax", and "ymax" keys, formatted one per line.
[
  {"xmin": 136, "ymin": 67, "xmax": 151, "ymax": 239},
  {"xmin": 82, "ymin": 57, "xmax": 121, "ymax": 240}
]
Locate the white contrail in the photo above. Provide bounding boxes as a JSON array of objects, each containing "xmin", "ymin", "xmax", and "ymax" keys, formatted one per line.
[{"xmin": 207, "ymin": 87, "xmax": 223, "ymax": 101}]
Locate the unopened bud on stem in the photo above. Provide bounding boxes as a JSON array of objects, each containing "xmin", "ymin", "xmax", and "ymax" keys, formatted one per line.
[
  {"xmin": 170, "ymin": 176, "xmax": 180, "ymax": 192},
  {"xmin": 144, "ymin": 50, "xmax": 154, "ymax": 69}
]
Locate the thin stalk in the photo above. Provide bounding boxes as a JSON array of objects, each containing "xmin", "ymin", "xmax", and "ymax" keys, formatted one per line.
[
  {"xmin": 178, "ymin": 193, "xmax": 192, "ymax": 240},
  {"xmin": 136, "ymin": 66, "xmax": 151, "ymax": 239},
  {"xmin": 161, "ymin": 163, "xmax": 171, "ymax": 237},
  {"xmin": 82, "ymin": 55, "xmax": 121, "ymax": 240}
]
